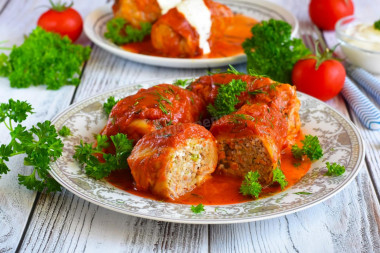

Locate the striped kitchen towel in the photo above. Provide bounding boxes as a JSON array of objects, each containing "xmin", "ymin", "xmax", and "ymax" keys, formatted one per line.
[
  {"xmin": 341, "ymin": 77, "xmax": 380, "ymax": 130},
  {"xmin": 347, "ymin": 65, "xmax": 380, "ymax": 105}
]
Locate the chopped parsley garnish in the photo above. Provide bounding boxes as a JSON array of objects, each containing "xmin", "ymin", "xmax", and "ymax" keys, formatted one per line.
[
  {"xmin": 374, "ymin": 20, "xmax": 380, "ymax": 31},
  {"xmin": 173, "ymin": 79, "xmax": 192, "ymax": 87},
  {"xmin": 325, "ymin": 162, "xmax": 345, "ymax": 176},
  {"xmin": 242, "ymin": 19, "xmax": 310, "ymax": 84},
  {"xmin": 272, "ymin": 167, "xmax": 288, "ymax": 190},
  {"xmin": 73, "ymin": 133, "xmax": 133, "ymax": 179},
  {"xmin": 104, "ymin": 18, "xmax": 151, "ymax": 45},
  {"xmin": 103, "ymin": 96, "xmax": 121, "ymax": 116},
  {"xmin": 291, "ymin": 135, "xmax": 323, "ymax": 161},
  {"xmin": 190, "ymin": 153, "xmax": 199, "ymax": 162},
  {"xmin": 58, "ymin": 126, "xmax": 71, "ymax": 137},
  {"xmin": 0, "ymin": 27, "xmax": 91, "ymax": 90},
  {"xmin": 207, "ymin": 79, "xmax": 247, "ymax": 119},
  {"xmin": 151, "ymin": 91, "xmax": 172, "ymax": 115},
  {"xmin": 226, "ymin": 65, "xmax": 245, "ymax": 75},
  {"xmin": 0, "ymin": 99, "xmax": 63, "ymax": 192},
  {"xmin": 248, "ymin": 89, "xmax": 268, "ymax": 95},
  {"xmin": 191, "ymin": 203, "xmax": 205, "ymax": 213},
  {"xmin": 240, "ymin": 171, "xmax": 262, "ymax": 198},
  {"xmin": 230, "ymin": 114, "xmax": 255, "ymax": 124},
  {"xmin": 294, "ymin": 192, "xmax": 312, "ymax": 195},
  {"xmin": 270, "ymin": 82, "xmax": 280, "ymax": 90}
]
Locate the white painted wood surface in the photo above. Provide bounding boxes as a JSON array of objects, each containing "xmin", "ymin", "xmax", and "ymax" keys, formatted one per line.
[{"xmin": 0, "ymin": 0, "xmax": 379, "ymax": 252}]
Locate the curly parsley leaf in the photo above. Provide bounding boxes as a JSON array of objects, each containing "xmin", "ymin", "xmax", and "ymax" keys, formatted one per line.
[
  {"xmin": 374, "ymin": 20, "xmax": 380, "ymax": 31},
  {"xmin": 73, "ymin": 133, "xmax": 133, "ymax": 180},
  {"xmin": 207, "ymin": 79, "xmax": 247, "ymax": 119},
  {"xmin": 291, "ymin": 135, "xmax": 323, "ymax": 161},
  {"xmin": 0, "ymin": 99, "xmax": 33, "ymax": 125},
  {"xmin": 272, "ymin": 167, "xmax": 288, "ymax": 190},
  {"xmin": 190, "ymin": 203, "xmax": 205, "ymax": 214},
  {"xmin": 0, "ymin": 27, "xmax": 91, "ymax": 90},
  {"xmin": 103, "ymin": 96, "xmax": 120, "ymax": 116},
  {"xmin": 104, "ymin": 18, "xmax": 151, "ymax": 45},
  {"xmin": 243, "ymin": 19, "xmax": 310, "ymax": 84},
  {"xmin": 0, "ymin": 99, "xmax": 63, "ymax": 192},
  {"xmin": 301, "ymin": 135, "xmax": 323, "ymax": 161},
  {"xmin": 325, "ymin": 162, "xmax": 345, "ymax": 176},
  {"xmin": 240, "ymin": 171, "xmax": 262, "ymax": 198},
  {"xmin": 58, "ymin": 126, "xmax": 71, "ymax": 137}
]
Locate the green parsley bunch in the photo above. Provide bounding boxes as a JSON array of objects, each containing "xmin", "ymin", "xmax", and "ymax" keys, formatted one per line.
[
  {"xmin": 243, "ymin": 19, "xmax": 310, "ymax": 84},
  {"xmin": 0, "ymin": 99, "xmax": 65, "ymax": 192},
  {"xmin": 0, "ymin": 27, "xmax": 91, "ymax": 90}
]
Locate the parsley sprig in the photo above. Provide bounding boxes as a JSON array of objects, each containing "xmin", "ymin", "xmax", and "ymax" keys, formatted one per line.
[
  {"xmin": 73, "ymin": 133, "xmax": 133, "ymax": 179},
  {"xmin": 291, "ymin": 135, "xmax": 323, "ymax": 161},
  {"xmin": 207, "ymin": 79, "xmax": 247, "ymax": 119},
  {"xmin": 272, "ymin": 167, "xmax": 288, "ymax": 190},
  {"xmin": 243, "ymin": 19, "xmax": 310, "ymax": 84},
  {"xmin": 325, "ymin": 162, "xmax": 345, "ymax": 176},
  {"xmin": 190, "ymin": 203, "xmax": 205, "ymax": 213},
  {"xmin": 0, "ymin": 99, "xmax": 64, "ymax": 192},
  {"xmin": 0, "ymin": 27, "xmax": 91, "ymax": 90},
  {"xmin": 240, "ymin": 171, "xmax": 262, "ymax": 198},
  {"xmin": 103, "ymin": 96, "xmax": 121, "ymax": 116},
  {"xmin": 104, "ymin": 18, "xmax": 151, "ymax": 45},
  {"xmin": 58, "ymin": 126, "xmax": 71, "ymax": 137}
]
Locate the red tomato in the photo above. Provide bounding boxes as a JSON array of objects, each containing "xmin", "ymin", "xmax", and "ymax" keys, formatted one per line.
[
  {"xmin": 37, "ymin": 6, "xmax": 83, "ymax": 42},
  {"xmin": 292, "ymin": 58, "xmax": 346, "ymax": 101},
  {"xmin": 309, "ymin": 0, "xmax": 354, "ymax": 30}
]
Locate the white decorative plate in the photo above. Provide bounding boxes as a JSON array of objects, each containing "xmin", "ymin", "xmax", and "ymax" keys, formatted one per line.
[
  {"xmin": 83, "ymin": 0, "xmax": 299, "ymax": 68},
  {"xmin": 50, "ymin": 78, "xmax": 365, "ymax": 224}
]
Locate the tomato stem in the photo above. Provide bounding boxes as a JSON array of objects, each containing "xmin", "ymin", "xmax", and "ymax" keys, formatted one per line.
[
  {"xmin": 49, "ymin": 0, "xmax": 73, "ymax": 12},
  {"xmin": 303, "ymin": 40, "xmax": 341, "ymax": 70}
]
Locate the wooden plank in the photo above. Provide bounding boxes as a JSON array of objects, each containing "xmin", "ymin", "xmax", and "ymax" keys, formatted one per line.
[
  {"xmin": 18, "ymin": 189, "xmax": 208, "ymax": 253},
  {"xmin": 0, "ymin": 0, "xmax": 107, "ymax": 252},
  {"xmin": 0, "ymin": 0, "xmax": 10, "ymax": 15}
]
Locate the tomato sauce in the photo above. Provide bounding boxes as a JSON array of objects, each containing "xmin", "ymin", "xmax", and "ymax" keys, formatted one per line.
[
  {"xmin": 121, "ymin": 14, "xmax": 257, "ymax": 58},
  {"xmin": 106, "ymin": 132, "xmax": 311, "ymax": 205}
]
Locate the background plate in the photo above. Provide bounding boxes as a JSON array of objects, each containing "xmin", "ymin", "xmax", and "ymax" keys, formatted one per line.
[
  {"xmin": 50, "ymin": 78, "xmax": 364, "ymax": 224},
  {"xmin": 84, "ymin": 0, "xmax": 299, "ymax": 68}
]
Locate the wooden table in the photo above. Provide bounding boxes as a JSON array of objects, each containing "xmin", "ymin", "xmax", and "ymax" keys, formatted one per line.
[{"xmin": 1, "ymin": 0, "xmax": 379, "ymax": 252}]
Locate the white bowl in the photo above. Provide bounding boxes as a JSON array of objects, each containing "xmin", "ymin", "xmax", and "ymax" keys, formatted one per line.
[{"xmin": 336, "ymin": 16, "xmax": 380, "ymax": 74}]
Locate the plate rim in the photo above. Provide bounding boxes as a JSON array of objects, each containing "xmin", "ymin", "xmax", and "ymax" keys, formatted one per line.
[
  {"xmin": 50, "ymin": 77, "xmax": 365, "ymax": 224},
  {"xmin": 83, "ymin": 0, "xmax": 299, "ymax": 68}
]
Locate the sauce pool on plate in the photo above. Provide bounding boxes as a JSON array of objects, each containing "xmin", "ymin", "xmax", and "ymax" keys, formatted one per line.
[{"xmin": 106, "ymin": 132, "xmax": 311, "ymax": 205}]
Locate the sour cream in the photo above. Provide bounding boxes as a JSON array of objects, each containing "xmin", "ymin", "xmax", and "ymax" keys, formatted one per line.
[
  {"xmin": 156, "ymin": 0, "xmax": 182, "ymax": 15},
  {"xmin": 337, "ymin": 17, "xmax": 380, "ymax": 74},
  {"xmin": 177, "ymin": 0, "xmax": 212, "ymax": 54},
  {"xmin": 344, "ymin": 24, "xmax": 380, "ymax": 52}
]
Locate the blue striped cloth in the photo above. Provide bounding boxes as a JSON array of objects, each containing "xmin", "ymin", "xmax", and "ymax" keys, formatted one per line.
[
  {"xmin": 341, "ymin": 77, "xmax": 380, "ymax": 130},
  {"xmin": 347, "ymin": 66, "xmax": 380, "ymax": 105}
]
